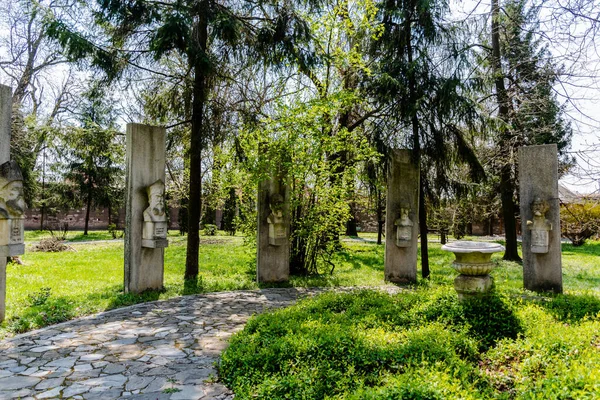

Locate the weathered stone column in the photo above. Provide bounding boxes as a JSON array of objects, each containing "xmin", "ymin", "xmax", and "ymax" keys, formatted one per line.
[
  {"xmin": 257, "ymin": 178, "xmax": 290, "ymax": 282},
  {"xmin": 1, "ymin": 85, "xmax": 26, "ymax": 322},
  {"xmin": 519, "ymin": 144, "xmax": 562, "ymax": 293},
  {"xmin": 0, "ymin": 85, "xmax": 10, "ymax": 323},
  {"xmin": 385, "ymin": 149, "xmax": 419, "ymax": 283},
  {"xmin": 124, "ymin": 123, "xmax": 168, "ymax": 293}
]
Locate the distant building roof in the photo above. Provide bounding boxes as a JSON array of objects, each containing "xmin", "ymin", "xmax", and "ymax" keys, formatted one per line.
[{"xmin": 558, "ymin": 184, "xmax": 579, "ymax": 203}]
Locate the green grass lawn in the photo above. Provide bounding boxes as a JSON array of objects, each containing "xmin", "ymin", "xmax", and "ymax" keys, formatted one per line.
[{"xmin": 2, "ymin": 232, "xmax": 599, "ymax": 339}]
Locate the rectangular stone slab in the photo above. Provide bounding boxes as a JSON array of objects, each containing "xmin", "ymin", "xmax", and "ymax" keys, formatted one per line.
[
  {"xmin": 257, "ymin": 179, "xmax": 290, "ymax": 282},
  {"xmin": 519, "ymin": 144, "xmax": 562, "ymax": 293},
  {"xmin": 124, "ymin": 123, "xmax": 167, "ymax": 293},
  {"xmin": 0, "ymin": 84, "xmax": 11, "ymax": 322},
  {"xmin": 384, "ymin": 149, "xmax": 419, "ymax": 283}
]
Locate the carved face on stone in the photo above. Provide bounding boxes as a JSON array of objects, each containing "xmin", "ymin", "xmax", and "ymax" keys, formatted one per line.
[
  {"xmin": 146, "ymin": 180, "xmax": 166, "ymax": 218},
  {"xmin": 0, "ymin": 160, "xmax": 25, "ymax": 218},
  {"xmin": 269, "ymin": 194, "xmax": 284, "ymax": 214},
  {"xmin": 531, "ymin": 197, "xmax": 549, "ymax": 218}
]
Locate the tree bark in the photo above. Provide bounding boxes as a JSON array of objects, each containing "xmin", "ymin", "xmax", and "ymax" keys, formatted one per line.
[
  {"xmin": 419, "ymin": 177, "xmax": 430, "ymax": 278},
  {"xmin": 491, "ymin": 0, "xmax": 521, "ymax": 261},
  {"xmin": 376, "ymin": 191, "xmax": 384, "ymax": 245},
  {"xmin": 185, "ymin": 10, "xmax": 208, "ymax": 280},
  {"xmin": 84, "ymin": 189, "xmax": 92, "ymax": 236}
]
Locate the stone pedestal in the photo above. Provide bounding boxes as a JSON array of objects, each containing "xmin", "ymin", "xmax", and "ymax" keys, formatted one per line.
[
  {"xmin": 454, "ymin": 275, "xmax": 494, "ymax": 301},
  {"xmin": 257, "ymin": 179, "xmax": 290, "ymax": 283},
  {"xmin": 385, "ymin": 149, "xmax": 419, "ymax": 283},
  {"xmin": 442, "ymin": 241, "xmax": 504, "ymax": 301},
  {"xmin": 124, "ymin": 124, "xmax": 167, "ymax": 293},
  {"xmin": 519, "ymin": 144, "xmax": 562, "ymax": 293}
]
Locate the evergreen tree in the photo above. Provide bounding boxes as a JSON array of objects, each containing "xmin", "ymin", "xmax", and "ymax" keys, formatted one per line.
[
  {"xmin": 371, "ymin": 0, "xmax": 485, "ymax": 278},
  {"xmin": 486, "ymin": 0, "xmax": 572, "ymax": 260},
  {"xmin": 46, "ymin": 0, "xmax": 318, "ymax": 280},
  {"xmin": 61, "ymin": 83, "xmax": 123, "ymax": 236}
]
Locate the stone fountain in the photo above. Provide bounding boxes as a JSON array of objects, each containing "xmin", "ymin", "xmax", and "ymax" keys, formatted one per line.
[{"xmin": 441, "ymin": 241, "xmax": 505, "ymax": 301}]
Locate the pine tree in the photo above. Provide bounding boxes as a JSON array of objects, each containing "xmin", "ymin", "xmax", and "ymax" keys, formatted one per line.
[{"xmin": 487, "ymin": 0, "xmax": 572, "ymax": 260}]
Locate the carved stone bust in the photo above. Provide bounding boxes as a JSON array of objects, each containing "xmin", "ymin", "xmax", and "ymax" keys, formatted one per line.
[
  {"xmin": 143, "ymin": 180, "xmax": 167, "ymax": 223},
  {"xmin": 0, "ymin": 160, "xmax": 25, "ymax": 220},
  {"xmin": 267, "ymin": 193, "xmax": 286, "ymax": 246},
  {"xmin": 142, "ymin": 179, "xmax": 168, "ymax": 247},
  {"xmin": 394, "ymin": 204, "xmax": 413, "ymax": 247},
  {"xmin": 0, "ymin": 160, "xmax": 25, "ymax": 256},
  {"xmin": 526, "ymin": 197, "xmax": 552, "ymax": 254}
]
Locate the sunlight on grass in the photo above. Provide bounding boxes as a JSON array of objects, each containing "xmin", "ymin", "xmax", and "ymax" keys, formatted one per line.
[{"xmin": 3, "ymin": 232, "xmax": 599, "ymax": 338}]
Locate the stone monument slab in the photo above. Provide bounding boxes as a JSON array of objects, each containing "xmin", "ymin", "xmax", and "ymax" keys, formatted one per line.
[
  {"xmin": 0, "ymin": 85, "xmax": 13, "ymax": 322},
  {"xmin": 257, "ymin": 178, "xmax": 290, "ymax": 282},
  {"xmin": 124, "ymin": 123, "xmax": 168, "ymax": 293},
  {"xmin": 385, "ymin": 149, "xmax": 419, "ymax": 283},
  {"xmin": 519, "ymin": 144, "xmax": 562, "ymax": 293}
]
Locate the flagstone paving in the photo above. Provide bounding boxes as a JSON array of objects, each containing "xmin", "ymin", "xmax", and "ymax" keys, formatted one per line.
[{"xmin": 0, "ymin": 287, "xmax": 400, "ymax": 399}]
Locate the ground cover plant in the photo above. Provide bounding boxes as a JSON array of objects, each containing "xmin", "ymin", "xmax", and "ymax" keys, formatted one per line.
[
  {"xmin": 219, "ymin": 288, "xmax": 600, "ymax": 399},
  {"xmin": 2, "ymin": 232, "xmax": 599, "ymax": 342}
]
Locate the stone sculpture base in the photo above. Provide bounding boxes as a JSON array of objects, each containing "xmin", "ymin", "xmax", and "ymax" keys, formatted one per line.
[{"xmin": 454, "ymin": 275, "xmax": 494, "ymax": 301}]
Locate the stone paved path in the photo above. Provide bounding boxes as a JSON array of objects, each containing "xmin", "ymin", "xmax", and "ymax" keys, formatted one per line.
[{"xmin": 0, "ymin": 287, "xmax": 399, "ymax": 400}]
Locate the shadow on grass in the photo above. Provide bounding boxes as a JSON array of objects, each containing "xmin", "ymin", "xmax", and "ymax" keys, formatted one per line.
[
  {"xmin": 105, "ymin": 287, "xmax": 164, "ymax": 310},
  {"xmin": 460, "ymin": 292, "xmax": 523, "ymax": 350},
  {"xmin": 538, "ymin": 292, "xmax": 600, "ymax": 323},
  {"xmin": 562, "ymin": 241, "xmax": 600, "ymax": 256}
]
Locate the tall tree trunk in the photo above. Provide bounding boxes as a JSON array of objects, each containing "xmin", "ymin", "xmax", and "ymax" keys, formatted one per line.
[
  {"xmin": 376, "ymin": 191, "xmax": 384, "ymax": 245},
  {"xmin": 491, "ymin": 0, "xmax": 521, "ymax": 261},
  {"xmin": 345, "ymin": 202, "xmax": 359, "ymax": 237},
  {"xmin": 406, "ymin": 14, "xmax": 429, "ymax": 278},
  {"xmin": 185, "ymin": 11, "xmax": 208, "ymax": 280},
  {"xmin": 84, "ymin": 189, "xmax": 92, "ymax": 236},
  {"xmin": 419, "ymin": 171, "xmax": 430, "ymax": 278}
]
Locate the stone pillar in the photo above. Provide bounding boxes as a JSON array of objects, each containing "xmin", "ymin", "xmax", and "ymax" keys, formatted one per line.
[
  {"xmin": 0, "ymin": 85, "xmax": 10, "ymax": 323},
  {"xmin": 385, "ymin": 149, "xmax": 419, "ymax": 283},
  {"xmin": 124, "ymin": 123, "xmax": 168, "ymax": 293},
  {"xmin": 1, "ymin": 85, "xmax": 26, "ymax": 322},
  {"xmin": 519, "ymin": 144, "xmax": 562, "ymax": 293},
  {"xmin": 257, "ymin": 178, "xmax": 290, "ymax": 282}
]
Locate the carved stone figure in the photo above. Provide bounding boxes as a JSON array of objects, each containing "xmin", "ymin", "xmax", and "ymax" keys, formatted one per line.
[
  {"xmin": 526, "ymin": 197, "xmax": 552, "ymax": 254},
  {"xmin": 267, "ymin": 193, "xmax": 286, "ymax": 246},
  {"xmin": 394, "ymin": 204, "xmax": 413, "ymax": 247},
  {"xmin": 0, "ymin": 160, "xmax": 25, "ymax": 256},
  {"xmin": 142, "ymin": 179, "xmax": 168, "ymax": 247}
]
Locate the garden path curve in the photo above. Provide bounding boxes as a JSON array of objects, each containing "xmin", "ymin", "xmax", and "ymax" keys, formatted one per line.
[{"xmin": 0, "ymin": 287, "xmax": 400, "ymax": 400}]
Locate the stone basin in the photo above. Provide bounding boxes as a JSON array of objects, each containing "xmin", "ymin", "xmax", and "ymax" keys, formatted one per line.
[{"xmin": 441, "ymin": 241, "xmax": 505, "ymax": 276}]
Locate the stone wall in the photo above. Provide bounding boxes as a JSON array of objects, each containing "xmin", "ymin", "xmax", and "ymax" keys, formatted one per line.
[{"xmin": 24, "ymin": 207, "xmax": 181, "ymax": 231}]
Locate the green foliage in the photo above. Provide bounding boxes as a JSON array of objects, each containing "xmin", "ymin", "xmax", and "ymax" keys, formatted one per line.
[
  {"xmin": 239, "ymin": 92, "xmax": 378, "ymax": 275},
  {"xmin": 27, "ymin": 287, "xmax": 52, "ymax": 306},
  {"xmin": 203, "ymin": 224, "xmax": 217, "ymax": 236},
  {"xmin": 220, "ymin": 288, "xmax": 600, "ymax": 399},
  {"xmin": 561, "ymin": 201, "xmax": 600, "ymax": 246}
]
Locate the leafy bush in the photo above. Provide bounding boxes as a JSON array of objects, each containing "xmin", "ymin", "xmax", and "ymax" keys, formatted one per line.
[
  {"xmin": 561, "ymin": 201, "xmax": 600, "ymax": 246},
  {"xmin": 203, "ymin": 224, "xmax": 217, "ymax": 236},
  {"xmin": 219, "ymin": 289, "xmax": 600, "ymax": 399}
]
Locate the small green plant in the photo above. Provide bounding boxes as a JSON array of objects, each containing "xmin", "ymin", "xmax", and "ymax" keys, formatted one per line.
[
  {"xmin": 203, "ymin": 224, "xmax": 217, "ymax": 236},
  {"xmin": 163, "ymin": 378, "xmax": 181, "ymax": 394},
  {"xmin": 27, "ymin": 287, "xmax": 52, "ymax": 306},
  {"xmin": 107, "ymin": 223, "xmax": 121, "ymax": 239}
]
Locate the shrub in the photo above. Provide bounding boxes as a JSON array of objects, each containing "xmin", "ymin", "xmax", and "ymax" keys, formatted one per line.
[{"xmin": 203, "ymin": 224, "xmax": 217, "ymax": 236}]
